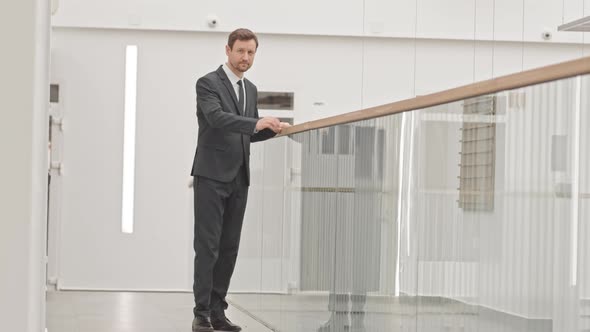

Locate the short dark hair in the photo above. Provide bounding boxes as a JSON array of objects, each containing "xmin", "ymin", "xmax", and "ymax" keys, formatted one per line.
[{"xmin": 227, "ymin": 28, "xmax": 259, "ymax": 50}]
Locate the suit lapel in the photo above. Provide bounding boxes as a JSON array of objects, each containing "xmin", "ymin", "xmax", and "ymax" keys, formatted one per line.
[
  {"xmin": 216, "ymin": 66, "xmax": 240, "ymax": 114},
  {"xmin": 244, "ymin": 79, "xmax": 255, "ymax": 117}
]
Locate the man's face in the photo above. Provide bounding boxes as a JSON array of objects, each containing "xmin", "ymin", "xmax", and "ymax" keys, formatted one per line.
[{"xmin": 225, "ymin": 39, "xmax": 257, "ymax": 74}]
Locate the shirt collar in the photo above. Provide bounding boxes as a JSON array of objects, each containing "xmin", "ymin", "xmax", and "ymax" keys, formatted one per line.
[{"xmin": 223, "ymin": 63, "xmax": 244, "ymax": 85}]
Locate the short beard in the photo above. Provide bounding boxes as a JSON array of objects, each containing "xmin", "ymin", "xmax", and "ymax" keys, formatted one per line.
[{"xmin": 237, "ymin": 64, "xmax": 249, "ymax": 72}]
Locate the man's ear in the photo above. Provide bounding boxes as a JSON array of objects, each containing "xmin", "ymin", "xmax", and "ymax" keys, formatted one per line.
[{"xmin": 225, "ymin": 45, "xmax": 231, "ymax": 56}]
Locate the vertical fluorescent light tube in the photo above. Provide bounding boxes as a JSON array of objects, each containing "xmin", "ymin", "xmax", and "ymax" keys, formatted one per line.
[{"xmin": 122, "ymin": 45, "xmax": 138, "ymax": 234}]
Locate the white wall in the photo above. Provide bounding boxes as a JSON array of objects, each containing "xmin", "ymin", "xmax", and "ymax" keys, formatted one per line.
[
  {"xmin": 0, "ymin": 1, "xmax": 50, "ymax": 331},
  {"xmin": 51, "ymin": 0, "xmax": 590, "ymax": 44}
]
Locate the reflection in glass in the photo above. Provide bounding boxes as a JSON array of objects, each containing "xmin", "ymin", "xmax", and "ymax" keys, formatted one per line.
[{"xmin": 229, "ymin": 74, "xmax": 590, "ymax": 332}]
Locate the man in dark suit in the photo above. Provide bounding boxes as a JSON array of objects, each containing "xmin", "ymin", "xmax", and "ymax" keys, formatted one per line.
[{"xmin": 190, "ymin": 29, "xmax": 288, "ymax": 332}]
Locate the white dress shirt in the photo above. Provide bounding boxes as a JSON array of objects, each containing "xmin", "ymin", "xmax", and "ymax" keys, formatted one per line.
[{"xmin": 222, "ymin": 63, "xmax": 246, "ymax": 114}]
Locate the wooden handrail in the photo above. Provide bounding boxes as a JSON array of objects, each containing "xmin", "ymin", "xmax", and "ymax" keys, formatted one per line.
[{"xmin": 279, "ymin": 56, "xmax": 590, "ymax": 136}]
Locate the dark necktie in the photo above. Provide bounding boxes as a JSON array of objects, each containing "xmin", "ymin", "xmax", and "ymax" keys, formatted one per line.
[{"xmin": 237, "ymin": 80, "xmax": 244, "ymax": 115}]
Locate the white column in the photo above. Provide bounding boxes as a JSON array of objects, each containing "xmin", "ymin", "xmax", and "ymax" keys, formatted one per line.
[{"xmin": 0, "ymin": 0, "xmax": 50, "ymax": 331}]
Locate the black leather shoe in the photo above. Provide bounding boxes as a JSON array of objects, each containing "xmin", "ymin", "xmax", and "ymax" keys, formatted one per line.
[
  {"xmin": 192, "ymin": 316, "xmax": 214, "ymax": 332},
  {"xmin": 211, "ymin": 316, "xmax": 242, "ymax": 332}
]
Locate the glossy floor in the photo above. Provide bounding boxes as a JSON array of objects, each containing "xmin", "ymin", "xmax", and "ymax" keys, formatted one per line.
[
  {"xmin": 46, "ymin": 291, "xmax": 272, "ymax": 332},
  {"xmin": 47, "ymin": 291, "xmax": 590, "ymax": 332}
]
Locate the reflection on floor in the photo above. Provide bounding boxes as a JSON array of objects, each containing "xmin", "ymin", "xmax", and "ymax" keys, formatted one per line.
[
  {"xmin": 227, "ymin": 293, "xmax": 554, "ymax": 332},
  {"xmin": 46, "ymin": 291, "xmax": 271, "ymax": 332},
  {"xmin": 47, "ymin": 291, "xmax": 589, "ymax": 332}
]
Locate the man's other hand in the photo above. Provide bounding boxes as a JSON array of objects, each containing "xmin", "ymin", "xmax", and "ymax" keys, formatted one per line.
[{"xmin": 256, "ymin": 117, "xmax": 281, "ymax": 133}]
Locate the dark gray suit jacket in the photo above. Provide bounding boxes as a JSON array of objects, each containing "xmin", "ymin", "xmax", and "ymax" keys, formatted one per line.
[{"xmin": 191, "ymin": 65, "xmax": 276, "ymax": 185}]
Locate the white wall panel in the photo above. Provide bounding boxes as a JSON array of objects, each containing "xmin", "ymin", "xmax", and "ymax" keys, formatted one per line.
[
  {"xmin": 361, "ymin": 38, "xmax": 417, "ymax": 107},
  {"xmin": 363, "ymin": 0, "xmax": 417, "ymax": 37},
  {"xmin": 493, "ymin": 0, "xmax": 525, "ymax": 42},
  {"xmin": 416, "ymin": 0, "xmax": 476, "ymax": 40},
  {"xmin": 473, "ymin": 41, "xmax": 495, "ymax": 80},
  {"xmin": 52, "ymin": 0, "xmax": 364, "ymax": 36},
  {"xmin": 475, "ymin": 0, "xmax": 495, "ymax": 40},
  {"xmin": 563, "ymin": 0, "xmax": 590, "ymax": 23},
  {"xmin": 51, "ymin": 0, "xmax": 590, "ymax": 45},
  {"xmin": 523, "ymin": 42, "xmax": 587, "ymax": 69},
  {"xmin": 491, "ymin": 42, "xmax": 525, "ymax": 77},
  {"xmin": 51, "ymin": 0, "xmax": 126, "ymax": 28},
  {"xmin": 414, "ymin": 40, "xmax": 477, "ymax": 95}
]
